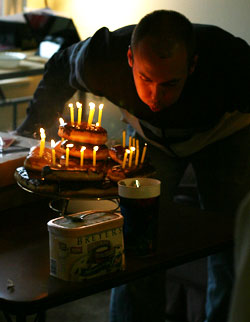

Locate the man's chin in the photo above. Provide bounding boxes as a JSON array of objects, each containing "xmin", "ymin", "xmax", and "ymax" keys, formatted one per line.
[{"xmin": 149, "ymin": 105, "xmax": 165, "ymax": 112}]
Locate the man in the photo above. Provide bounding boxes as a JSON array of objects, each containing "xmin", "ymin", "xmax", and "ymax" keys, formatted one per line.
[{"xmin": 17, "ymin": 10, "xmax": 250, "ymax": 322}]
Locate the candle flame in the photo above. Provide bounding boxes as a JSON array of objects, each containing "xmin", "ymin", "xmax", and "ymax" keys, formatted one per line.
[
  {"xmin": 99, "ymin": 103, "xmax": 104, "ymax": 110},
  {"xmin": 51, "ymin": 139, "xmax": 56, "ymax": 148},
  {"xmin": 40, "ymin": 128, "xmax": 46, "ymax": 139},
  {"xmin": 66, "ymin": 143, "xmax": 74, "ymax": 148},
  {"xmin": 96, "ymin": 122, "xmax": 99, "ymax": 127},
  {"xmin": 59, "ymin": 117, "xmax": 65, "ymax": 126},
  {"xmin": 81, "ymin": 146, "xmax": 86, "ymax": 152},
  {"xmin": 89, "ymin": 102, "xmax": 95, "ymax": 110},
  {"xmin": 76, "ymin": 101, "xmax": 82, "ymax": 108},
  {"xmin": 93, "ymin": 146, "xmax": 99, "ymax": 152},
  {"xmin": 126, "ymin": 149, "xmax": 130, "ymax": 154},
  {"xmin": 68, "ymin": 103, "xmax": 73, "ymax": 108},
  {"xmin": 130, "ymin": 147, "xmax": 136, "ymax": 152}
]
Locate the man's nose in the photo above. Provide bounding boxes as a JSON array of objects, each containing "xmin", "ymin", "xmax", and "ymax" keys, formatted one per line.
[{"xmin": 151, "ymin": 84, "xmax": 163, "ymax": 102}]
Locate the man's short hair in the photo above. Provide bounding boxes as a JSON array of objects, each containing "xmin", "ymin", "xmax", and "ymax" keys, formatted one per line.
[{"xmin": 131, "ymin": 10, "xmax": 196, "ymax": 62}]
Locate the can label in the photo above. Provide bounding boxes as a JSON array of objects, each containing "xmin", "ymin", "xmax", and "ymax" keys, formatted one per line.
[{"xmin": 49, "ymin": 226, "xmax": 125, "ymax": 281}]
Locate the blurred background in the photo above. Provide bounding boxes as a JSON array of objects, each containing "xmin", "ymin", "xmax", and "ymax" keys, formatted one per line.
[{"xmin": 0, "ymin": 0, "xmax": 249, "ymax": 142}]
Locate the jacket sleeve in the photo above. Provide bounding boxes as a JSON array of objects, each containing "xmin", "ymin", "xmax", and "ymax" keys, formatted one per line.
[{"xmin": 16, "ymin": 38, "xmax": 92, "ymax": 136}]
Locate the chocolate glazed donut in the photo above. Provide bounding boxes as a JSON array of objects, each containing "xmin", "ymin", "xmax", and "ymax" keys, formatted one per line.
[
  {"xmin": 58, "ymin": 122, "xmax": 107, "ymax": 145},
  {"xmin": 59, "ymin": 140, "xmax": 109, "ymax": 160}
]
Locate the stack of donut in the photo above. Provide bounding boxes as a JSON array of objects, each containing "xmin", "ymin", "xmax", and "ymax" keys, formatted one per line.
[
  {"xmin": 23, "ymin": 121, "xmax": 109, "ymax": 181},
  {"xmin": 56, "ymin": 121, "xmax": 109, "ymax": 168},
  {"xmin": 23, "ymin": 121, "xmax": 154, "ymax": 183}
]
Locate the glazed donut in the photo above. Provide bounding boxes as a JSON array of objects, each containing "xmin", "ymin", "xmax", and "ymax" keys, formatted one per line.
[
  {"xmin": 24, "ymin": 145, "xmax": 53, "ymax": 172},
  {"xmin": 59, "ymin": 155, "xmax": 105, "ymax": 170},
  {"xmin": 107, "ymin": 163, "xmax": 156, "ymax": 182},
  {"xmin": 109, "ymin": 145, "xmax": 125, "ymax": 164},
  {"xmin": 58, "ymin": 140, "xmax": 109, "ymax": 160},
  {"xmin": 107, "ymin": 165, "xmax": 126, "ymax": 182},
  {"xmin": 58, "ymin": 121, "xmax": 107, "ymax": 145}
]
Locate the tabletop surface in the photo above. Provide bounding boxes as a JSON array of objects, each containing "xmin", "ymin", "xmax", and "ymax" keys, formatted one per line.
[
  {"xmin": 0, "ymin": 52, "xmax": 46, "ymax": 80},
  {"xmin": 0, "ymin": 197, "xmax": 234, "ymax": 315}
]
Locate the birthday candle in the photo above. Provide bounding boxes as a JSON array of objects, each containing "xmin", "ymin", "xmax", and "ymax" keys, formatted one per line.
[
  {"xmin": 122, "ymin": 149, "xmax": 130, "ymax": 169},
  {"xmin": 129, "ymin": 136, "xmax": 132, "ymax": 148},
  {"xmin": 128, "ymin": 147, "xmax": 135, "ymax": 167},
  {"xmin": 140, "ymin": 143, "xmax": 147, "ymax": 164},
  {"xmin": 65, "ymin": 143, "xmax": 73, "ymax": 167},
  {"xmin": 122, "ymin": 130, "xmax": 126, "ymax": 148},
  {"xmin": 135, "ymin": 139, "xmax": 140, "ymax": 166},
  {"xmin": 87, "ymin": 102, "xmax": 95, "ymax": 126},
  {"xmin": 76, "ymin": 101, "xmax": 82, "ymax": 125},
  {"xmin": 39, "ymin": 128, "xmax": 46, "ymax": 157},
  {"xmin": 69, "ymin": 103, "xmax": 74, "ymax": 124},
  {"xmin": 93, "ymin": 146, "xmax": 99, "ymax": 166},
  {"xmin": 51, "ymin": 139, "xmax": 56, "ymax": 166},
  {"xmin": 98, "ymin": 104, "xmax": 104, "ymax": 126},
  {"xmin": 80, "ymin": 146, "xmax": 86, "ymax": 167}
]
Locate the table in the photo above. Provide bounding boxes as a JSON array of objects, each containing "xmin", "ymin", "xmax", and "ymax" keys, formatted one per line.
[
  {"xmin": 0, "ymin": 53, "xmax": 46, "ymax": 81},
  {"xmin": 0, "ymin": 197, "xmax": 234, "ymax": 321}
]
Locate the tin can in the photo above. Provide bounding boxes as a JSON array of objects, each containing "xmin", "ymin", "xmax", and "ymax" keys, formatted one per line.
[{"xmin": 47, "ymin": 211, "xmax": 125, "ymax": 281}]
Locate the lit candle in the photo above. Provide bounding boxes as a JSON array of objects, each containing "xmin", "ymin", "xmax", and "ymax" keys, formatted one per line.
[
  {"xmin": 59, "ymin": 117, "xmax": 65, "ymax": 126},
  {"xmin": 93, "ymin": 146, "xmax": 99, "ymax": 166},
  {"xmin": 39, "ymin": 128, "xmax": 46, "ymax": 157},
  {"xmin": 51, "ymin": 139, "xmax": 56, "ymax": 166},
  {"xmin": 135, "ymin": 139, "xmax": 140, "ymax": 166},
  {"xmin": 140, "ymin": 143, "xmax": 147, "ymax": 164},
  {"xmin": 76, "ymin": 101, "xmax": 82, "ymax": 125},
  {"xmin": 87, "ymin": 102, "xmax": 95, "ymax": 126},
  {"xmin": 122, "ymin": 130, "xmax": 126, "ymax": 148},
  {"xmin": 65, "ymin": 143, "xmax": 73, "ymax": 167},
  {"xmin": 69, "ymin": 103, "xmax": 74, "ymax": 124},
  {"xmin": 122, "ymin": 149, "xmax": 130, "ymax": 169},
  {"xmin": 96, "ymin": 122, "xmax": 99, "ymax": 127},
  {"xmin": 80, "ymin": 146, "xmax": 86, "ymax": 167},
  {"xmin": 128, "ymin": 147, "xmax": 135, "ymax": 167},
  {"xmin": 98, "ymin": 103, "xmax": 104, "ymax": 126},
  {"xmin": 129, "ymin": 136, "xmax": 132, "ymax": 148}
]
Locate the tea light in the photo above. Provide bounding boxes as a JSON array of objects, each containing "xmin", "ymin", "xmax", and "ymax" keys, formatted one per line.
[
  {"xmin": 93, "ymin": 146, "xmax": 99, "ymax": 166},
  {"xmin": 69, "ymin": 103, "xmax": 74, "ymax": 124},
  {"xmin": 140, "ymin": 143, "xmax": 147, "ymax": 164},
  {"xmin": 122, "ymin": 130, "xmax": 126, "ymax": 148},
  {"xmin": 122, "ymin": 149, "xmax": 130, "ymax": 169},
  {"xmin": 80, "ymin": 146, "xmax": 86, "ymax": 167},
  {"xmin": 135, "ymin": 139, "xmax": 140, "ymax": 166},
  {"xmin": 39, "ymin": 128, "xmax": 46, "ymax": 157},
  {"xmin": 87, "ymin": 102, "xmax": 95, "ymax": 126},
  {"xmin": 76, "ymin": 101, "xmax": 82, "ymax": 125},
  {"xmin": 98, "ymin": 104, "xmax": 104, "ymax": 126},
  {"xmin": 65, "ymin": 143, "xmax": 73, "ymax": 167},
  {"xmin": 51, "ymin": 139, "xmax": 56, "ymax": 166},
  {"xmin": 128, "ymin": 147, "xmax": 135, "ymax": 167}
]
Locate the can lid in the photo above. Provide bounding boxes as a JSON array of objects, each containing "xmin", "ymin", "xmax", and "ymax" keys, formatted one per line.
[
  {"xmin": 47, "ymin": 212, "xmax": 123, "ymax": 237},
  {"xmin": 118, "ymin": 177, "xmax": 161, "ymax": 199}
]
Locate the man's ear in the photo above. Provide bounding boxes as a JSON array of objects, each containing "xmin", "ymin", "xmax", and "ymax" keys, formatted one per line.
[
  {"xmin": 127, "ymin": 46, "xmax": 133, "ymax": 68},
  {"xmin": 189, "ymin": 54, "xmax": 198, "ymax": 75}
]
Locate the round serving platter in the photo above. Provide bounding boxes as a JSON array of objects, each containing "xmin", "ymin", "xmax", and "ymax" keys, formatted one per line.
[{"xmin": 14, "ymin": 166, "xmax": 119, "ymax": 200}]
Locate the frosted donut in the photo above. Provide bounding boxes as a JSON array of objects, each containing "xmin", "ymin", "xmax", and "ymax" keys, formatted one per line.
[
  {"xmin": 58, "ymin": 140, "xmax": 109, "ymax": 160},
  {"xmin": 24, "ymin": 145, "xmax": 52, "ymax": 172},
  {"xmin": 109, "ymin": 144, "xmax": 125, "ymax": 165},
  {"xmin": 58, "ymin": 121, "xmax": 107, "ymax": 145}
]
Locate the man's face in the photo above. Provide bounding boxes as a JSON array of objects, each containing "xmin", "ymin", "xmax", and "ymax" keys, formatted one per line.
[{"xmin": 128, "ymin": 38, "xmax": 193, "ymax": 112}]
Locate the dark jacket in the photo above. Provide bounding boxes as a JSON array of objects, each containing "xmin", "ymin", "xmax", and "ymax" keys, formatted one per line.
[{"xmin": 17, "ymin": 24, "xmax": 250, "ymax": 138}]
